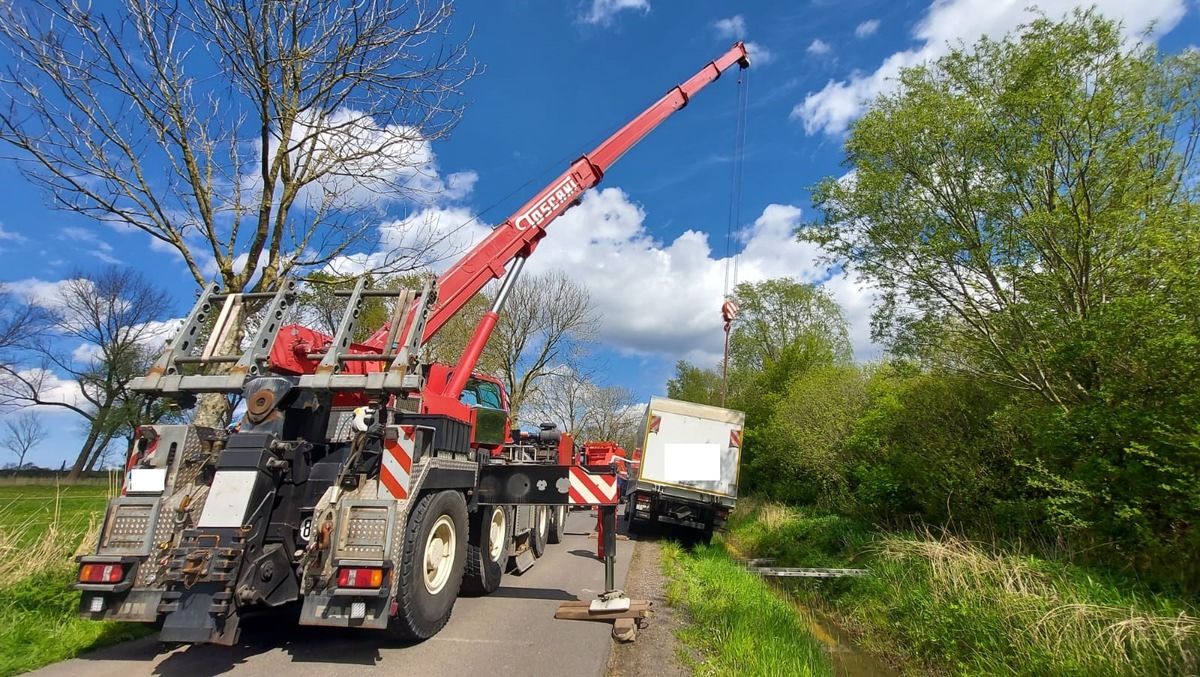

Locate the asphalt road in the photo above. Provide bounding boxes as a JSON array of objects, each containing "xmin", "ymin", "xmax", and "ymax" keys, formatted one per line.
[{"xmin": 31, "ymin": 509, "xmax": 632, "ymax": 677}]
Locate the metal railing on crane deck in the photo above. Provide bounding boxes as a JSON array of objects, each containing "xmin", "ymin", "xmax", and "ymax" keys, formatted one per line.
[{"xmin": 130, "ymin": 276, "xmax": 435, "ymax": 396}]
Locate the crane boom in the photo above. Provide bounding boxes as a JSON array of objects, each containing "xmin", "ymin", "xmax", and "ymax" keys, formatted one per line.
[
  {"xmin": 271, "ymin": 42, "xmax": 749, "ymax": 386},
  {"xmin": 420, "ymin": 42, "xmax": 750, "ymax": 344}
]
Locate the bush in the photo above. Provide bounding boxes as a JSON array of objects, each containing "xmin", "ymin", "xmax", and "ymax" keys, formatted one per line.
[{"xmin": 726, "ymin": 500, "xmax": 1200, "ymax": 676}]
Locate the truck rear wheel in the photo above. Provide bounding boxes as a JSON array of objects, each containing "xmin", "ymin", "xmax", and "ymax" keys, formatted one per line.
[
  {"xmin": 626, "ymin": 509, "xmax": 644, "ymax": 535},
  {"xmin": 462, "ymin": 505, "xmax": 509, "ymax": 596},
  {"xmin": 547, "ymin": 505, "xmax": 567, "ymax": 544},
  {"xmin": 530, "ymin": 505, "xmax": 549, "ymax": 558},
  {"xmin": 387, "ymin": 490, "xmax": 468, "ymax": 641}
]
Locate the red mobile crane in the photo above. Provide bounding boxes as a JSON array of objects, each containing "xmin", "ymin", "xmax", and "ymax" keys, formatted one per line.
[{"xmin": 74, "ymin": 43, "xmax": 750, "ymax": 646}]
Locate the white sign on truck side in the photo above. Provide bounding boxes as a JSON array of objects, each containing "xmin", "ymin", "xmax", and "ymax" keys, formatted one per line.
[{"xmin": 627, "ymin": 397, "xmax": 745, "ymax": 538}]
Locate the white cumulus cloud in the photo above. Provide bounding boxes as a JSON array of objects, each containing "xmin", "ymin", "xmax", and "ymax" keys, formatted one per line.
[
  {"xmin": 6, "ymin": 277, "xmax": 79, "ymax": 310},
  {"xmin": 318, "ymin": 187, "xmax": 883, "ymax": 365},
  {"xmin": 325, "ymin": 206, "xmax": 492, "ymax": 277},
  {"xmin": 712, "ymin": 15, "xmax": 772, "ymax": 66},
  {"xmin": 744, "ymin": 41, "xmax": 774, "ymax": 66},
  {"xmin": 0, "ymin": 223, "xmax": 28, "ymax": 243},
  {"xmin": 807, "ymin": 39, "xmax": 832, "ymax": 56},
  {"xmin": 242, "ymin": 107, "xmax": 475, "ymax": 215},
  {"xmin": 522, "ymin": 188, "xmax": 881, "ymax": 365},
  {"xmin": 581, "ymin": 0, "xmax": 650, "ymax": 25},
  {"xmin": 713, "ymin": 15, "xmax": 746, "ymax": 39},
  {"xmin": 855, "ymin": 19, "xmax": 881, "ymax": 38},
  {"xmin": 795, "ymin": 0, "xmax": 1189, "ymax": 136}
]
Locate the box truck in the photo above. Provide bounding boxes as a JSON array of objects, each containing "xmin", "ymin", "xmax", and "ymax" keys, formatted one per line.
[{"xmin": 625, "ymin": 397, "xmax": 745, "ymax": 540}]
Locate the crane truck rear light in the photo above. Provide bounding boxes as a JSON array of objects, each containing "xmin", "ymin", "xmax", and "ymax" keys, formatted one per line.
[
  {"xmin": 337, "ymin": 567, "xmax": 384, "ymax": 588},
  {"xmin": 78, "ymin": 563, "xmax": 125, "ymax": 584}
]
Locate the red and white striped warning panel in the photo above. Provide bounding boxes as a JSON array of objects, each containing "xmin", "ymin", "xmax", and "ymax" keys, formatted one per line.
[
  {"xmin": 568, "ymin": 467, "xmax": 619, "ymax": 505},
  {"xmin": 730, "ymin": 429, "xmax": 742, "ymax": 449},
  {"xmin": 380, "ymin": 425, "xmax": 415, "ymax": 501}
]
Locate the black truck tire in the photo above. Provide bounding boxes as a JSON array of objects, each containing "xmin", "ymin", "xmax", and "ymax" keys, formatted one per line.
[
  {"xmin": 530, "ymin": 505, "xmax": 549, "ymax": 558},
  {"xmin": 462, "ymin": 504, "xmax": 509, "ymax": 596},
  {"xmin": 547, "ymin": 505, "xmax": 568, "ymax": 544},
  {"xmin": 386, "ymin": 490, "xmax": 468, "ymax": 641},
  {"xmin": 626, "ymin": 503, "xmax": 645, "ymax": 535}
]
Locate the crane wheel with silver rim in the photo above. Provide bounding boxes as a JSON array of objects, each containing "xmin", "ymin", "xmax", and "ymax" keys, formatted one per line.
[{"xmin": 386, "ymin": 490, "xmax": 468, "ymax": 640}]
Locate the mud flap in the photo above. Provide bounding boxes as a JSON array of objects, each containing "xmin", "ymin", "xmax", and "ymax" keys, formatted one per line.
[{"xmin": 160, "ymin": 584, "xmax": 240, "ymax": 645}]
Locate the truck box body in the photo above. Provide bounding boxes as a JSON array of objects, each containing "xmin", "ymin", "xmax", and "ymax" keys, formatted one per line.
[{"xmin": 627, "ymin": 397, "xmax": 745, "ymax": 537}]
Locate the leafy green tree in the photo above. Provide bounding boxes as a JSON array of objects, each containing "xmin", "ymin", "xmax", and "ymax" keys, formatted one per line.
[
  {"xmin": 752, "ymin": 365, "xmax": 869, "ymax": 505},
  {"xmin": 725, "ymin": 278, "xmax": 851, "ymax": 448},
  {"xmin": 728, "ymin": 278, "xmax": 851, "ymax": 394},
  {"xmin": 666, "ymin": 280, "xmax": 851, "ymax": 497},
  {"xmin": 842, "ymin": 370, "xmax": 1019, "ymax": 526},
  {"xmin": 720, "ymin": 277, "xmax": 854, "ymax": 415},
  {"xmin": 803, "ymin": 10, "xmax": 1197, "ymax": 407},
  {"xmin": 803, "ymin": 10, "xmax": 1200, "ymax": 582},
  {"xmin": 666, "ymin": 361, "xmax": 723, "ymax": 407}
]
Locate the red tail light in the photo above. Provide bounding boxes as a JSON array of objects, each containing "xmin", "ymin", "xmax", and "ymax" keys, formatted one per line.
[
  {"xmin": 79, "ymin": 563, "xmax": 125, "ymax": 584},
  {"xmin": 337, "ymin": 567, "xmax": 384, "ymax": 588}
]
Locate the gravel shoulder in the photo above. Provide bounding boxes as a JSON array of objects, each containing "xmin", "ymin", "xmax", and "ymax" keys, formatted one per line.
[{"xmin": 605, "ymin": 535, "xmax": 692, "ymax": 677}]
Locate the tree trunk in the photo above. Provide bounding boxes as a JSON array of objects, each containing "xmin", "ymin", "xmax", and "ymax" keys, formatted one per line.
[
  {"xmin": 193, "ymin": 393, "xmax": 231, "ymax": 428},
  {"xmin": 84, "ymin": 430, "xmax": 118, "ymax": 472},
  {"xmin": 68, "ymin": 425, "xmax": 103, "ymax": 481}
]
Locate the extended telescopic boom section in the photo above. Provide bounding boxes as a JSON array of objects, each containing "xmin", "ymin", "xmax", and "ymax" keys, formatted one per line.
[{"xmin": 422, "ymin": 42, "xmax": 751, "ymax": 348}]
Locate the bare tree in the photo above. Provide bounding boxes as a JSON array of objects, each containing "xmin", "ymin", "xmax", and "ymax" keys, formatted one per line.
[
  {"xmin": 2, "ymin": 412, "xmax": 46, "ymax": 471},
  {"xmin": 0, "ymin": 284, "xmax": 48, "ymax": 375},
  {"xmin": 579, "ymin": 384, "xmax": 641, "ymax": 449},
  {"xmin": 0, "ymin": 0, "xmax": 477, "ymax": 294},
  {"xmin": 524, "ymin": 369, "xmax": 592, "ymax": 436},
  {"xmin": 486, "ymin": 270, "xmax": 599, "ymax": 421},
  {"xmin": 0, "ymin": 267, "xmax": 174, "ymax": 480},
  {"xmin": 523, "ymin": 369, "xmax": 642, "ymax": 448},
  {"xmin": 0, "ymin": 0, "xmax": 477, "ymax": 425}
]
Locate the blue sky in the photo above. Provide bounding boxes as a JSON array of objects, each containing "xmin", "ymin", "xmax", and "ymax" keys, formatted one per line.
[{"xmin": 1, "ymin": 0, "xmax": 1197, "ymax": 469}]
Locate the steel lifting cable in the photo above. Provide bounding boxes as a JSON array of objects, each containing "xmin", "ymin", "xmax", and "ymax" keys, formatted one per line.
[{"xmin": 723, "ymin": 67, "xmax": 750, "ymax": 300}]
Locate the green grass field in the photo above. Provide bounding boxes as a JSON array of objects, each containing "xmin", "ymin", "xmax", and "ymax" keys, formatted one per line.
[
  {"xmin": 0, "ymin": 484, "xmax": 110, "ymax": 547},
  {"xmin": 662, "ymin": 540, "xmax": 832, "ymax": 676},
  {"xmin": 0, "ymin": 483, "xmax": 152, "ymax": 677}
]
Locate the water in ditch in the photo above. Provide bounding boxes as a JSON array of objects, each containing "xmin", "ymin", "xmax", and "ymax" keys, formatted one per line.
[{"xmin": 771, "ymin": 579, "xmax": 897, "ymax": 677}]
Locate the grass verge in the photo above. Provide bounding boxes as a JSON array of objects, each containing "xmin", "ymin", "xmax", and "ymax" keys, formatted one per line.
[
  {"xmin": 727, "ymin": 498, "xmax": 1200, "ymax": 676},
  {"xmin": 661, "ymin": 539, "xmax": 832, "ymax": 676},
  {"xmin": 0, "ymin": 485, "xmax": 153, "ymax": 677}
]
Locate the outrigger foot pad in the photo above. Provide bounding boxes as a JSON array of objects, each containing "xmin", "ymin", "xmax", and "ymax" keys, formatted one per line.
[{"xmin": 589, "ymin": 591, "xmax": 631, "ymax": 613}]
